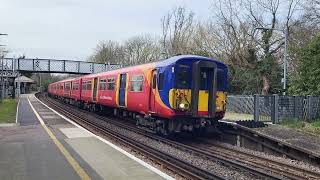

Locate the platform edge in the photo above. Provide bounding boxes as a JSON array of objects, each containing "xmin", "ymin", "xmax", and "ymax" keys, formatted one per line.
[{"xmin": 34, "ymin": 94, "xmax": 174, "ymax": 180}]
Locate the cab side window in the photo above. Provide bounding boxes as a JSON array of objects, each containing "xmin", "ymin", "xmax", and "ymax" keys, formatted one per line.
[
  {"xmin": 158, "ymin": 73, "xmax": 164, "ymax": 90},
  {"xmin": 152, "ymin": 74, "xmax": 156, "ymax": 89}
]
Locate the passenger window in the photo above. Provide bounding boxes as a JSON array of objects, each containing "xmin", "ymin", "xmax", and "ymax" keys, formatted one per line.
[
  {"xmin": 130, "ymin": 75, "xmax": 143, "ymax": 92},
  {"xmin": 82, "ymin": 82, "xmax": 84, "ymax": 90},
  {"xmin": 100, "ymin": 79, "xmax": 106, "ymax": 90},
  {"xmin": 65, "ymin": 83, "xmax": 70, "ymax": 91},
  {"xmin": 87, "ymin": 81, "xmax": 92, "ymax": 90},
  {"xmin": 73, "ymin": 83, "xmax": 79, "ymax": 90},
  {"xmin": 158, "ymin": 73, "xmax": 164, "ymax": 90},
  {"xmin": 82, "ymin": 81, "xmax": 87, "ymax": 90},
  {"xmin": 107, "ymin": 78, "xmax": 115, "ymax": 90}
]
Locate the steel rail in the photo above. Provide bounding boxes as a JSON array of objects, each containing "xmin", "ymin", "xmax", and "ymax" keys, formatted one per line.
[
  {"xmin": 191, "ymin": 139, "xmax": 320, "ymax": 180},
  {"xmin": 41, "ymin": 93, "xmax": 320, "ymax": 179},
  {"xmin": 39, "ymin": 94, "xmax": 280, "ymax": 179},
  {"xmin": 38, "ymin": 94, "xmax": 224, "ymax": 180}
]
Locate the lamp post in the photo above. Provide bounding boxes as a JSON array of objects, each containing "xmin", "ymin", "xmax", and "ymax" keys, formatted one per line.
[
  {"xmin": 256, "ymin": 27, "xmax": 288, "ymax": 95},
  {"xmin": 0, "ymin": 33, "xmax": 8, "ymax": 100}
]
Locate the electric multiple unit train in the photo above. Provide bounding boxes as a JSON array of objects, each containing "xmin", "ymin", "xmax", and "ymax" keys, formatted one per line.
[{"xmin": 48, "ymin": 55, "xmax": 228, "ymax": 135}]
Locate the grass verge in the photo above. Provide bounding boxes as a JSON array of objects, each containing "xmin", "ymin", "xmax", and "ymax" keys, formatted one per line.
[
  {"xmin": 223, "ymin": 112, "xmax": 270, "ymax": 122},
  {"xmin": 0, "ymin": 99, "xmax": 17, "ymax": 123},
  {"xmin": 280, "ymin": 118, "xmax": 320, "ymax": 135},
  {"xmin": 223, "ymin": 112, "xmax": 253, "ymax": 121}
]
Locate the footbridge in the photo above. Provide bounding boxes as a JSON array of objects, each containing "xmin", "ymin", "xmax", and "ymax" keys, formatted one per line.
[{"xmin": 0, "ymin": 58, "xmax": 121, "ymax": 77}]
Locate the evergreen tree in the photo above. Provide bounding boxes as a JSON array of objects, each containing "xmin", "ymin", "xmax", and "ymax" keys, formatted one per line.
[{"xmin": 289, "ymin": 35, "xmax": 320, "ymax": 95}]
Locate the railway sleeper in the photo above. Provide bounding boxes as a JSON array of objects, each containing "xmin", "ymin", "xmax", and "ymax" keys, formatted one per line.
[{"xmin": 49, "ymin": 94, "xmax": 221, "ymax": 137}]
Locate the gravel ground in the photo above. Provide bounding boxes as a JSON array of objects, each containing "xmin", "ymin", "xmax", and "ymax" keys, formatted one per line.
[
  {"xmin": 47, "ymin": 97, "xmax": 320, "ymax": 179},
  {"xmin": 81, "ymin": 114, "xmax": 261, "ymax": 179},
  {"xmin": 44, "ymin": 97, "xmax": 262, "ymax": 180},
  {"xmin": 209, "ymin": 140, "xmax": 320, "ymax": 174}
]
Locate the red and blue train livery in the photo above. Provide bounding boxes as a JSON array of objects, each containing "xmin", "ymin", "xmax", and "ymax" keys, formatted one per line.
[{"xmin": 48, "ymin": 55, "xmax": 228, "ymax": 135}]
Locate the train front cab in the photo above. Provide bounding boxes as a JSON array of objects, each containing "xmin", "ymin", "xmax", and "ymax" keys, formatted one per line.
[{"xmin": 167, "ymin": 57, "xmax": 228, "ymax": 133}]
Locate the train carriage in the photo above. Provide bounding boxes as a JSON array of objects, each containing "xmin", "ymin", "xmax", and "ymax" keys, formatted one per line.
[
  {"xmin": 96, "ymin": 74, "xmax": 118, "ymax": 108},
  {"xmin": 49, "ymin": 55, "xmax": 228, "ymax": 135},
  {"xmin": 56, "ymin": 81, "xmax": 64, "ymax": 97},
  {"xmin": 70, "ymin": 78, "xmax": 82, "ymax": 101},
  {"xmin": 62, "ymin": 79, "xmax": 72, "ymax": 98},
  {"xmin": 80, "ymin": 75, "xmax": 95, "ymax": 103}
]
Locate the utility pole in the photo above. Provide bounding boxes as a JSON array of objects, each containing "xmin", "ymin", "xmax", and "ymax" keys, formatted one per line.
[
  {"xmin": 255, "ymin": 27, "xmax": 288, "ymax": 95},
  {"xmin": 1, "ymin": 51, "xmax": 9, "ymax": 100},
  {"xmin": 1, "ymin": 55, "xmax": 3, "ymax": 101},
  {"xmin": 283, "ymin": 28, "xmax": 288, "ymax": 95},
  {"xmin": 0, "ymin": 33, "xmax": 8, "ymax": 100}
]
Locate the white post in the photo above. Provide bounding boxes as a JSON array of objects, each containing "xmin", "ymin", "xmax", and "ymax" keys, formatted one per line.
[
  {"xmin": 283, "ymin": 28, "xmax": 288, "ymax": 95},
  {"xmin": 1, "ymin": 56, "xmax": 4, "ymax": 100}
]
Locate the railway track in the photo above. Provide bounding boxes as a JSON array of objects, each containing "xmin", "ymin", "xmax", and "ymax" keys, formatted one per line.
[
  {"xmin": 38, "ymin": 93, "xmax": 320, "ymax": 180},
  {"xmin": 188, "ymin": 139, "xmax": 320, "ymax": 180},
  {"xmin": 37, "ymin": 93, "xmax": 224, "ymax": 180}
]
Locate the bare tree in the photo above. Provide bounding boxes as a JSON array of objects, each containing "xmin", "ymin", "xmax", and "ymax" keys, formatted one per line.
[
  {"xmin": 302, "ymin": 0, "xmax": 320, "ymax": 26},
  {"xmin": 161, "ymin": 7, "xmax": 195, "ymax": 57},
  {"xmin": 124, "ymin": 35, "xmax": 161, "ymax": 65},
  {"xmin": 89, "ymin": 40, "xmax": 125, "ymax": 64},
  {"xmin": 208, "ymin": 0, "xmax": 302, "ymax": 94},
  {"xmin": 247, "ymin": 0, "xmax": 301, "ymax": 94}
]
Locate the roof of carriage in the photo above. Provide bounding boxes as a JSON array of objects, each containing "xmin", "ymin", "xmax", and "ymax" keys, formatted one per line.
[
  {"xmin": 52, "ymin": 55, "xmax": 227, "ymax": 83},
  {"xmin": 155, "ymin": 55, "xmax": 227, "ymax": 68},
  {"xmin": 83, "ymin": 55, "xmax": 227, "ymax": 77}
]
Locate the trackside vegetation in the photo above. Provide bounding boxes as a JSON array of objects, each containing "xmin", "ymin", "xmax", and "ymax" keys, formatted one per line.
[
  {"xmin": 280, "ymin": 118, "xmax": 320, "ymax": 135},
  {"xmin": 0, "ymin": 99, "xmax": 17, "ymax": 123},
  {"xmin": 289, "ymin": 35, "xmax": 320, "ymax": 95}
]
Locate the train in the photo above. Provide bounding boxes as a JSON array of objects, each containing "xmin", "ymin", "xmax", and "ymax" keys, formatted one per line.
[{"xmin": 48, "ymin": 55, "xmax": 228, "ymax": 135}]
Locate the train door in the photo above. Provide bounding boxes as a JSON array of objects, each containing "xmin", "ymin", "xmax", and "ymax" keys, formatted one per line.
[
  {"xmin": 93, "ymin": 78, "xmax": 98, "ymax": 102},
  {"xmin": 118, "ymin": 73, "xmax": 127, "ymax": 107},
  {"xmin": 191, "ymin": 61, "xmax": 217, "ymax": 118},
  {"xmin": 149, "ymin": 70, "xmax": 157, "ymax": 113},
  {"xmin": 70, "ymin": 82, "xmax": 73, "ymax": 97},
  {"xmin": 79, "ymin": 79, "xmax": 82, "ymax": 100}
]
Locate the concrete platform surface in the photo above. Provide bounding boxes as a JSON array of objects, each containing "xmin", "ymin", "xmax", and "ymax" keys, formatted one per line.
[
  {"xmin": 256, "ymin": 125, "xmax": 320, "ymax": 155},
  {"xmin": 0, "ymin": 125, "xmax": 80, "ymax": 180},
  {"xmin": 0, "ymin": 94, "xmax": 170, "ymax": 180}
]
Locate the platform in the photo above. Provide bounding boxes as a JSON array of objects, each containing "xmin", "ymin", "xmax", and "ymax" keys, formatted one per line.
[
  {"xmin": 221, "ymin": 119, "xmax": 320, "ymax": 157},
  {"xmin": 0, "ymin": 94, "xmax": 171, "ymax": 180},
  {"xmin": 255, "ymin": 125, "xmax": 320, "ymax": 156}
]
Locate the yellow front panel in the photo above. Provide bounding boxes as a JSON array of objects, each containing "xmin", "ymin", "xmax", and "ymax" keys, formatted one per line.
[
  {"xmin": 198, "ymin": 91, "xmax": 208, "ymax": 111},
  {"xmin": 169, "ymin": 89, "xmax": 226, "ymax": 112}
]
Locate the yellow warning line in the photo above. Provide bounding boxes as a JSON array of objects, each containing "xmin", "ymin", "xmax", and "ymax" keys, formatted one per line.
[{"xmin": 27, "ymin": 97, "xmax": 91, "ymax": 180}]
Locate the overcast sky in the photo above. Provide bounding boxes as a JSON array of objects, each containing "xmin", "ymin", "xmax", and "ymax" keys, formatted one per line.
[{"xmin": 0, "ymin": 0, "xmax": 213, "ymax": 60}]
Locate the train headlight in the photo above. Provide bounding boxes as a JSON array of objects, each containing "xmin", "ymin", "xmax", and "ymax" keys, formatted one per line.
[{"xmin": 179, "ymin": 103, "xmax": 189, "ymax": 111}]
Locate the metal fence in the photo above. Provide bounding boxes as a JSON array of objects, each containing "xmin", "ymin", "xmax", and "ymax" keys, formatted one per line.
[{"xmin": 225, "ymin": 95, "xmax": 320, "ymax": 123}]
